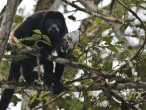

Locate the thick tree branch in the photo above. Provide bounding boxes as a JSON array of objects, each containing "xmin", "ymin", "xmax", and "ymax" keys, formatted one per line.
[
  {"xmin": 1, "ymin": 81, "xmax": 146, "ymax": 92},
  {"xmin": 0, "ymin": 0, "xmax": 19, "ymax": 62}
]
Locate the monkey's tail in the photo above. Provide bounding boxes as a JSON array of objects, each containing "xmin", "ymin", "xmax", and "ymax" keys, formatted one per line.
[
  {"xmin": 0, "ymin": 89, "xmax": 15, "ymax": 110},
  {"xmin": 0, "ymin": 61, "xmax": 21, "ymax": 110}
]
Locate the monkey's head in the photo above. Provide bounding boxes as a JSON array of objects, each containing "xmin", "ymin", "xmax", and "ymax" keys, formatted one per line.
[
  {"xmin": 45, "ymin": 18, "xmax": 61, "ymax": 36},
  {"xmin": 41, "ymin": 11, "xmax": 68, "ymax": 46}
]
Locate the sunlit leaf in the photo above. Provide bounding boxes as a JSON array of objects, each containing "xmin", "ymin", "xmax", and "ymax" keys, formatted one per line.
[
  {"xmin": 106, "ymin": 45, "xmax": 118, "ymax": 52},
  {"xmin": 123, "ymin": 48, "xmax": 134, "ymax": 54},
  {"xmin": 95, "ymin": 18, "xmax": 102, "ymax": 23},
  {"xmin": 42, "ymin": 35, "xmax": 51, "ymax": 44},
  {"xmin": 124, "ymin": 19, "xmax": 135, "ymax": 23},
  {"xmin": 24, "ymin": 34, "xmax": 38, "ymax": 41},
  {"xmin": 116, "ymin": 39, "xmax": 125, "ymax": 44},
  {"xmin": 115, "ymin": 45, "xmax": 122, "ymax": 48},
  {"xmin": 103, "ymin": 37, "xmax": 112, "ymax": 44},
  {"xmin": 33, "ymin": 29, "xmax": 42, "ymax": 34}
]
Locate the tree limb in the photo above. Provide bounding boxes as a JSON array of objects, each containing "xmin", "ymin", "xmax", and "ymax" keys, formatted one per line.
[
  {"xmin": 1, "ymin": 81, "xmax": 146, "ymax": 92},
  {"xmin": 62, "ymin": 0, "xmax": 123, "ymax": 24},
  {"xmin": 0, "ymin": 0, "xmax": 19, "ymax": 62}
]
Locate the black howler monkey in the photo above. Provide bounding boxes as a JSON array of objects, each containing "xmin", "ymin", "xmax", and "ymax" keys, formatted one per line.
[{"xmin": 0, "ymin": 10, "xmax": 68, "ymax": 110}]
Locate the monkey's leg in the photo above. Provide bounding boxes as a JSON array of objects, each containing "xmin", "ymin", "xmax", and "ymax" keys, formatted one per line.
[
  {"xmin": 53, "ymin": 51, "xmax": 65, "ymax": 94},
  {"xmin": 0, "ymin": 61, "xmax": 21, "ymax": 110},
  {"xmin": 43, "ymin": 60, "xmax": 54, "ymax": 85},
  {"xmin": 22, "ymin": 58, "xmax": 38, "ymax": 83}
]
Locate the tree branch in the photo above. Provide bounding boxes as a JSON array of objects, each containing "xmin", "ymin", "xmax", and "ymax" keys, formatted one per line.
[
  {"xmin": 1, "ymin": 81, "xmax": 146, "ymax": 92},
  {"xmin": 62, "ymin": 0, "xmax": 123, "ymax": 24},
  {"xmin": 0, "ymin": 0, "xmax": 19, "ymax": 62}
]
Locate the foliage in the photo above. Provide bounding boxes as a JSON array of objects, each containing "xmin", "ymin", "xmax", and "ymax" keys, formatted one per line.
[{"xmin": 1, "ymin": 0, "xmax": 146, "ymax": 110}]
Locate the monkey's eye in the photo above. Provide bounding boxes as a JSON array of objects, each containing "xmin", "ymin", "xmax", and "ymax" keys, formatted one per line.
[
  {"xmin": 47, "ymin": 19, "xmax": 53, "ymax": 24},
  {"xmin": 56, "ymin": 21, "xmax": 60, "ymax": 24},
  {"xmin": 48, "ymin": 20, "xmax": 52, "ymax": 23}
]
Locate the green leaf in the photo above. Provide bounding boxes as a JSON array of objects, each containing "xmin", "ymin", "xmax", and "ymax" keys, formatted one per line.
[
  {"xmin": 40, "ymin": 40, "xmax": 51, "ymax": 46},
  {"xmin": 124, "ymin": 19, "xmax": 135, "ymax": 23},
  {"xmin": 119, "ymin": 19, "xmax": 134, "ymax": 33},
  {"xmin": 101, "ymin": 23, "xmax": 110, "ymax": 30},
  {"xmin": 123, "ymin": 48, "xmax": 134, "ymax": 54},
  {"xmin": 88, "ymin": 60, "xmax": 95, "ymax": 66},
  {"xmin": 103, "ymin": 37, "xmax": 112, "ymax": 44},
  {"xmin": 4, "ymin": 55, "xmax": 14, "ymax": 59},
  {"xmin": 39, "ymin": 92, "xmax": 49, "ymax": 99},
  {"xmin": 98, "ymin": 93, "xmax": 108, "ymax": 101},
  {"xmin": 57, "ymin": 97, "xmax": 67, "ymax": 109},
  {"xmin": 11, "ymin": 95, "xmax": 21, "ymax": 106},
  {"xmin": 141, "ymin": 102, "xmax": 146, "ymax": 110},
  {"xmin": 106, "ymin": 45, "xmax": 118, "ymax": 52},
  {"xmin": 115, "ymin": 45, "xmax": 122, "ymax": 48},
  {"xmin": 116, "ymin": 39, "xmax": 125, "ymax": 44},
  {"xmin": 68, "ymin": 15, "xmax": 76, "ymax": 21},
  {"xmin": 125, "ymin": 68, "xmax": 132, "ymax": 77},
  {"xmin": 82, "ymin": 37, "xmax": 89, "ymax": 43},
  {"xmin": 33, "ymin": 29, "xmax": 42, "ymax": 34},
  {"xmin": 42, "ymin": 35, "xmax": 51, "ymax": 44},
  {"xmin": 104, "ymin": 60, "xmax": 113, "ymax": 71},
  {"xmin": 14, "ymin": 15, "xmax": 24, "ymax": 23},
  {"xmin": 87, "ymin": 108, "xmax": 92, "ymax": 110},
  {"xmin": 0, "ymin": 60, "xmax": 9, "ymax": 74},
  {"xmin": 95, "ymin": 18, "xmax": 102, "ymax": 23},
  {"xmin": 110, "ymin": 98, "xmax": 117, "ymax": 105},
  {"xmin": 24, "ymin": 34, "xmax": 38, "ymax": 41},
  {"xmin": 119, "ymin": 23, "xmax": 129, "ymax": 33}
]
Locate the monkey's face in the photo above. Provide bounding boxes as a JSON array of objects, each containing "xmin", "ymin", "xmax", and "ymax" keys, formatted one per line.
[
  {"xmin": 45, "ymin": 19, "xmax": 63, "ymax": 36},
  {"xmin": 44, "ymin": 18, "xmax": 65, "ymax": 45}
]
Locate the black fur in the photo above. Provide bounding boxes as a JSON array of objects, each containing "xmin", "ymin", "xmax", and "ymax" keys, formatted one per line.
[{"xmin": 0, "ymin": 10, "xmax": 68, "ymax": 110}]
